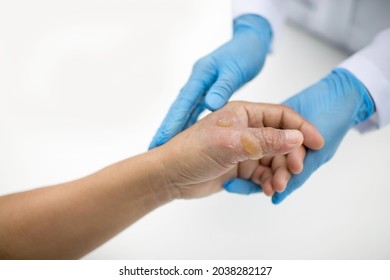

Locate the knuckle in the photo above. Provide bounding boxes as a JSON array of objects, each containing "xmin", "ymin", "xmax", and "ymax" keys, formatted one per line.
[
  {"xmin": 279, "ymin": 104, "xmax": 293, "ymax": 112},
  {"xmin": 258, "ymin": 128, "xmax": 283, "ymax": 154},
  {"xmin": 212, "ymin": 131, "xmax": 241, "ymax": 162},
  {"xmin": 193, "ymin": 57, "xmax": 210, "ymax": 71},
  {"xmin": 223, "ymin": 102, "xmax": 236, "ymax": 110},
  {"xmin": 279, "ymin": 104, "xmax": 289, "ymax": 110},
  {"xmin": 216, "ymin": 133, "xmax": 236, "ymax": 152}
]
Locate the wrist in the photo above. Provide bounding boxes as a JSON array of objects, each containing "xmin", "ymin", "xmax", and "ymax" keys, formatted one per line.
[
  {"xmin": 332, "ymin": 68, "xmax": 376, "ymax": 125},
  {"xmin": 142, "ymin": 147, "xmax": 180, "ymax": 204}
]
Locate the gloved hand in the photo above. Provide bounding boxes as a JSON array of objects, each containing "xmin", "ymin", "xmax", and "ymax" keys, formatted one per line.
[
  {"xmin": 224, "ymin": 68, "xmax": 375, "ymax": 203},
  {"xmin": 149, "ymin": 14, "xmax": 272, "ymax": 149}
]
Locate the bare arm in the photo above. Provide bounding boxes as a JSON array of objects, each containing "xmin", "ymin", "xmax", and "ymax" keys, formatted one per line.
[{"xmin": 0, "ymin": 148, "xmax": 174, "ymax": 259}]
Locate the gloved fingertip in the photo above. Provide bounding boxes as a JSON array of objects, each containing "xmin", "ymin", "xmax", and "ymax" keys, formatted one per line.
[
  {"xmin": 205, "ymin": 93, "xmax": 227, "ymax": 111},
  {"xmin": 149, "ymin": 137, "xmax": 166, "ymax": 149},
  {"xmin": 154, "ymin": 133, "xmax": 171, "ymax": 147},
  {"xmin": 155, "ymin": 139, "xmax": 164, "ymax": 147},
  {"xmin": 148, "ymin": 137, "xmax": 158, "ymax": 150},
  {"xmin": 271, "ymin": 193, "xmax": 285, "ymax": 205},
  {"xmin": 224, "ymin": 179, "xmax": 261, "ymax": 195},
  {"xmin": 223, "ymin": 179, "xmax": 235, "ymax": 191}
]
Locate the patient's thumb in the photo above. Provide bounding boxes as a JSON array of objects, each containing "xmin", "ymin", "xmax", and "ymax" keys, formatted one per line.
[{"xmin": 236, "ymin": 128, "xmax": 303, "ymax": 160}]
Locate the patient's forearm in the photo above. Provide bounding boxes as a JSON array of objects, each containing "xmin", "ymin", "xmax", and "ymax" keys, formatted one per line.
[{"xmin": 0, "ymin": 148, "xmax": 175, "ymax": 259}]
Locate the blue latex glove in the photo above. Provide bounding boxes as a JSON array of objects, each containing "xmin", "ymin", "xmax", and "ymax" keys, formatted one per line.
[
  {"xmin": 224, "ymin": 68, "xmax": 375, "ymax": 203},
  {"xmin": 149, "ymin": 14, "xmax": 272, "ymax": 149}
]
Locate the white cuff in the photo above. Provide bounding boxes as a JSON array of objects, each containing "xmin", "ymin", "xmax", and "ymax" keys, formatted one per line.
[
  {"xmin": 340, "ymin": 28, "xmax": 390, "ymax": 133},
  {"xmin": 232, "ymin": 0, "xmax": 285, "ymax": 52},
  {"xmin": 339, "ymin": 53, "xmax": 390, "ymax": 133}
]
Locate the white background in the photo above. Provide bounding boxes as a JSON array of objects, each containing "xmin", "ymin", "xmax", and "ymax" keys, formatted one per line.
[{"xmin": 0, "ymin": 0, "xmax": 389, "ymax": 259}]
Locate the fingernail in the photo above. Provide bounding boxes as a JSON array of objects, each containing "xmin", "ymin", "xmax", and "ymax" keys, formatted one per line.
[
  {"xmin": 206, "ymin": 94, "xmax": 225, "ymax": 111},
  {"xmin": 284, "ymin": 130, "xmax": 302, "ymax": 146}
]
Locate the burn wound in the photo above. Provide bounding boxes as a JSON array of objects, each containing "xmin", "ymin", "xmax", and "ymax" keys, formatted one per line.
[
  {"xmin": 216, "ymin": 118, "xmax": 233, "ymax": 127},
  {"xmin": 241, "ymin": 134, "xmax": 261, "ymax": 156}
]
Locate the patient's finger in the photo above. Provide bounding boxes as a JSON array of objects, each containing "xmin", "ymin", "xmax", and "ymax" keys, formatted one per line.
[
  {"xmin": 271, "ymin": 155, "xmax": 291, "ymax": 193},
  {"xmin": 240, "ymin": 102, "xmax": 325, "ymax": 150},
  {"xmin": 260, "ymin": 156, "xmax": 273, "ymax": 168},
  {"xmin": 251, "ymin": 165, "xmax": 274, "ymax": 196},
  {"xmin": 286, "ymin": 146, "xmax": 306, "ymax": 174}
]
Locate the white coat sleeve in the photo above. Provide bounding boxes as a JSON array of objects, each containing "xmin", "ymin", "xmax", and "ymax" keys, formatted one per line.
[
  {"xmin": 339, "ymin": 28, "xmax": 390, "ymax": 132},
  {"xmin": 232, "ymin": 0, "xmax": 285, "ymax": 51}
]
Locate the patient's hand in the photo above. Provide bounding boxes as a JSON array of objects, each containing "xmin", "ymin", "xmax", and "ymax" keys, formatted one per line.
[{"xmin": 157, "ymin": 101, "xmax": 324, "ymax": 199}]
